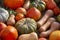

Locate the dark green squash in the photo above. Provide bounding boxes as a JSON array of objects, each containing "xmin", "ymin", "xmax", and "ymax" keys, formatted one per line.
[
  {"xmin": 29, "ymin": 2, "xmax": 37, "ymax": 8},
  {"xmin": 29, "ymin": 1, "xmax": 46, "ymax": 12},
  {"xmin": 37, "ymin": 1, "xmax": 46, "ymax": 12},
  {"xmin": 15, "ymin": 18, "xmax": 37, "ymax": 34}
]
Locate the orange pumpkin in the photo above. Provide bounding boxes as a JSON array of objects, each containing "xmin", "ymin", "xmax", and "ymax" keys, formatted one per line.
[
  {"xmin": 26, "ymin": 7, "xmax": 41, "ymax": 21},
  {"xmin": 0, "ymin": 26, "xmax": 18, "ymax": 40},
  {"xmin": 49, "ymin": 30, "xmax": 60, "ymax": 40},
  {"xmin": 15, "ymin": 7, "xmax": 26, "ymax": 15},
  {"xmin": 15, "ymin": 13, "xmax": 25, "ymax": 21},
  {"xmin": 4, "ymin": 0, "xmax": 25, "ymax": 9}
]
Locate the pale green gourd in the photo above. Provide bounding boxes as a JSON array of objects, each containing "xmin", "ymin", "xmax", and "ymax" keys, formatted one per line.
[
  {"xmin": 0, "ymin": 8, "xmax": 9, "ymax": 22},
  {"xmin": 15, "ymin": 18, "xmax": 37, "ymax": 34}
]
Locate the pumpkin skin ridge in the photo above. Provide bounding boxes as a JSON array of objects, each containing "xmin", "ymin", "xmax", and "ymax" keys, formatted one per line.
[
  {"xmin": 26, "ymin": 18, "xmax": 37, "ymax": 31},
  {"xmin": 26, "ymin": 18, "xmax": 37, "ymax": 32},
  {"xmin": 15, "ymin": 18, "xmax": 37, "ymax": 34},
  {"xmin": 28, "ymin": 23, "xmax": 37, "ymax": 31},
  {"xmin": 15, "ymin": 18, "xmax": 29, "ymax": 34},
  {"xmin": 29, "ymin": 1, "xmax": 46, "ymax": 12},
  {"xmin": 15, "ymin": 21, "xmax": 22, "ymax": 31},
  {"xmin": 0, "ymin": 15, "xmax": 4, "ymax": 22},
  {"xmin": 27, "ymin": 23, "xmax": 35, "ymax": 33},
  {"xmin": 39, "ymin": 1, "xmax": 46, "ymax": 6},
  {"xmin": 0, "ymin": 8, "xmax": 9, "ymax": 22}
]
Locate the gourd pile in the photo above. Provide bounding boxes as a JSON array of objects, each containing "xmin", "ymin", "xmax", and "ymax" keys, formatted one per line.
[{"xmin": 0, "ymin": 0, "xmax": 60, "ymax": 40}]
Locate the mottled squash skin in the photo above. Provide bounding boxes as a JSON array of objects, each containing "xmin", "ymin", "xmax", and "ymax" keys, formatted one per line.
[{"xmin": 15, "ymin": 18, "xmax": 37, "ymax": 34}]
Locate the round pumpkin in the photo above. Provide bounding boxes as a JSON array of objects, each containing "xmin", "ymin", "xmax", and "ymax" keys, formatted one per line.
[
  {"xmin": 0, "ymin": 26, "xmax": 18, "ymax": 40},
  {"xmin": 15, "ymin": 13, "xmax": 25, "ymax": 21},
  {"xmin": 49, "ymin": 30, "xmax": 60, "ymax": 40},
  {"xmin": 29, "ymin": 1, "xmax": 46, "ymax": 12},
  {"xmin": 15, "ymin": 7, "xmax": 26, "ymax": 15},
  {"xmin": 26, "ymin": 7, "xmax": 41, "ymax": 21},
  {"xmin": 15, "ymin": 18, "xmax": 37, "ymax": 34},
  {"xmin": 0, "ymin": 8, "xmax": 9, "ymax": 22},
  {"xmin": 4, "ymin": 0, "xmax": 25, "ymax": 9}
]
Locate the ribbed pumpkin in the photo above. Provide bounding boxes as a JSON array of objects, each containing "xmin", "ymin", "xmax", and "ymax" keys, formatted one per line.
[
  {"xmin": 15, "ymin": 18, "xmax": 37, "ymax": 34},
  {"xmin": 0, "ymin": 8, "xmax": 9, "ymax": 22},
  {"xmin": 29, "ymin": 1, "xmax": 46, "ymax": 12},
  {"xmin": 37, "ymin": 1, "xmax": 46, "ymax": 12}
]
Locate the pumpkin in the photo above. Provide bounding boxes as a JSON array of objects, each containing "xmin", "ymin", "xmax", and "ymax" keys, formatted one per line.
[
  {"xmin": 0, "ymin": 8, "xmax": 9, "ymax": 22},
  {"xmin": 15, "ymin": 7, "xmax": 26, "ymax": 15},
  {"xmin": 15, "ymin": 18, "xmax": 37, "ymax": 34},
  {"xmin": 0, "ymin": 26, "xmax": 18, "ymax": 40},
  {"xmin": 29, "ymin": 1, "xmax": 46, "ymax": 12},
  {"xmin": 49, "ymin": 30, "xmax": 60, "ymax": 40},
  {"xmin": 29, "ymin": 2, "xmax": 37, "ymax": 8},
  {"xmin": 4, "ymin": 0, "xmax": 25, "ymax": 9},
  {"xmin": 15, "ymin": 13, "xmax": 25, "ymax": 21},
  {"xmin": 26, "ymin": 7, "xmax": 41, "ymax": 21}
]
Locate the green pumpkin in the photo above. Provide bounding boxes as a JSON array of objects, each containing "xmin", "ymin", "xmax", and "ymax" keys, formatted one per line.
[
  {"xmin": 29, "ymin": 1, "xmax": 46, "ymax": 12},
  {"xmin": 15, "ymin": 18, "xmax": 37, "ymax": 34},
  {"xmin": 29, "ymin": 2, "xmax": 37, "ymax": 8},
  {"xmin": 0, "ymin": 8, "xmax": 9, "ymax": 22}
]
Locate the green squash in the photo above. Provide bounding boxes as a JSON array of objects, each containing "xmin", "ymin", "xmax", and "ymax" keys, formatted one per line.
[
  {"xmin": 37, "ymin": 1, "xmax": 46, "ymax": 12},
  {"xmin": 29, "ymin": 1, "xmax": 46, "ymax": 12},
  {"xmin": 29, "ymin": 2, "xmax": 37, "ymax": 8},
  {"xmin": 0, "ymin": 8, "xmax": 9, "ymax": 22},
  {"xmin": 15, "ymin": 18, "xmax": 37, "ymax": 34}
]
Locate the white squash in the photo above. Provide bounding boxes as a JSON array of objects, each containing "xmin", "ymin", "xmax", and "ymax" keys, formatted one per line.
[{"xmin": 0, "ymin": 8, "xmax": 9, "ymax": 22}]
